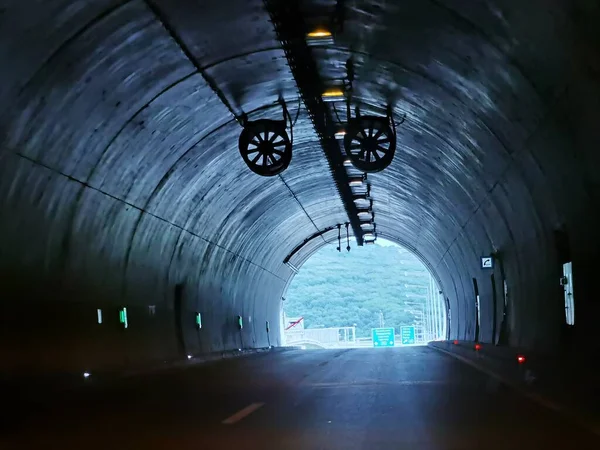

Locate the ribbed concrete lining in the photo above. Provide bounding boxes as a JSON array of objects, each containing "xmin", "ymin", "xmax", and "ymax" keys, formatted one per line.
[{"xmin": 0, "ymin": 0, "xmax": 599, "ymax": 373}]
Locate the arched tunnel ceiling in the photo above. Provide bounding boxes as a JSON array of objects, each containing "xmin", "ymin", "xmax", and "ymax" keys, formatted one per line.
[{"xmin": 1, "ymin": 0, "xmax": 600, "ymax": 366}]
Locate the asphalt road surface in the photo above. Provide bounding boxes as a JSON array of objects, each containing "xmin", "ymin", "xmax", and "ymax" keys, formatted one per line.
[{"xmin": 3, "ymin": 347, "xmax": 598, "ymax": 449}]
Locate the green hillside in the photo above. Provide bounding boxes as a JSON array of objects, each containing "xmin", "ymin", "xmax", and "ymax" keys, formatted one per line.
[{"xmin": 284, "ymin": 241, "xmax": 435, "ymax": 338}]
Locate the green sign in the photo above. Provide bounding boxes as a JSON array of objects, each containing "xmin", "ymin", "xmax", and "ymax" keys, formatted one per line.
[
  {"xmin": 372, "ymin": 327, "xmax": 395, "ymax": 347},
  {"xmin": 119, "ymin": 308, "xmax": 128, "ymax": 329},
  {"xmin": 400, "ymin": 326, "xmax": 415, "ymax": 345}
]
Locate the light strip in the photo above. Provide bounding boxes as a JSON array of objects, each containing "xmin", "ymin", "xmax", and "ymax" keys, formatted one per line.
[
  {"xmin": 322, "ymin": 88, "xmax": 345, "ymax": 102},
  {"xmin": 307, "ymin": 30, "xmax": 332, "ymax": 38},
  {"xmin": 335, "ymin": 130, "xmax": 347, "ymax": 140}
]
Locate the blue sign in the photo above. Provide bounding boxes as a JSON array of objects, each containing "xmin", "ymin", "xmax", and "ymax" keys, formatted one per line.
[
  {"xmin": 372, "ymin": 327, "xmax": 395, "ymax": 347},
  {"xmin": 400, "ymin": 326, "xmax": 415, "ymax": 345},
  {"xmin": 481, "ymin": 256, "xmax": 494, "ymax": 269}
]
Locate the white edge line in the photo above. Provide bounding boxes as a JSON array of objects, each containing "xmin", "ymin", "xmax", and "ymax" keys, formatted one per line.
[
  {"xmin": 222, "ymin": 402, "xmax": 265, "ymax": 425},
  {"xmin": 430, "ymin": 345, "xmax": 600, "ymax": 438}
]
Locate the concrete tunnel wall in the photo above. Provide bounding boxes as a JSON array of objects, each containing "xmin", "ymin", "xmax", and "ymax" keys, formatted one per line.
[{"xmin": 1, "ymin": 0, "xmax": 600, "ymax": 374}]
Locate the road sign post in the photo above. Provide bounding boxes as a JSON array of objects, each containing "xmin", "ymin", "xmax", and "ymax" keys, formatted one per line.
[
  {"xmin": 372, "ymin": 327, "xmax": 395, "ymax": 347},
  {"xmin": 400, "ymin": 326, "xmax": 416, "ymax": 345}
]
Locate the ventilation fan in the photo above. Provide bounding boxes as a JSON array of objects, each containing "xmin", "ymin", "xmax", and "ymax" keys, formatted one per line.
[
  {"xmin": 238, "ymin": 119, "xmax": 292, "ymax": 177},
  {"xmin": 344, "ymin": 115, "xmax": 396, "ymax": 173}
]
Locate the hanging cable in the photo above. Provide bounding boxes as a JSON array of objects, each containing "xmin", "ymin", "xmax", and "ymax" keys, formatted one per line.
[
  {"xmin": 345, "ymin": 222, "xmax": 350, "ymax": 252},
  {"xmin": 336, "ymin": 224, "xmax": 342, "ymax": 252},
  {"xmin": 292, "ymin": 95, "xmax": 302, "ymax": 127},
  {"xmin": 282, "ymin": 97, "xmax": 294, "ymax": 146},
  {"xmin": 332, "ymin": 102, "xmax": 343, "ymax": 125},
  {"xmin": 392, "ymin": 112, "xmax": 406, "ymax": 131}
]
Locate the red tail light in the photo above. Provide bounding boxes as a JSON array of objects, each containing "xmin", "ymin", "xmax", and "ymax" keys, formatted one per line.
[
  {"xmin": 517, "ymin": 355, "xmax": 526, "ymax": 364},
  {"xmin": 474, "ymin": 343, "xmax": 482, "ymax": 351},
  {"xmin": 453, "ymin": 340, "xmax": 459, "ymax": 345}
]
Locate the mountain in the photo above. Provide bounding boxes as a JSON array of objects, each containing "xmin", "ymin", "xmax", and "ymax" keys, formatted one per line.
[{"xmin": 284, "ymin": 241, "xmax": 435, "ymax": 338}]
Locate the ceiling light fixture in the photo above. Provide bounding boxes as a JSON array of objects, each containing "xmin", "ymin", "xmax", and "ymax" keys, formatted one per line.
[
  {"xmin": 322, "ymin": 87, "xmax": 345, "ymax": 102},
  {"xmin": 349, "ymin": 176, "xmax": 364, "ymax": 187},
  {"xmin": 306, "ymin": 29, "xmax": 334, "ymax": 46},
  {"xmin": 353, "ymin": 193, "xmax": 370, "ymax": 202},
  {"xmin": 307, "ymin": 30, "xmax": 331, "ymax": 38},
  {"xmin": 335, "ymin": 129, "xmax": 347, "ymax": 140}
]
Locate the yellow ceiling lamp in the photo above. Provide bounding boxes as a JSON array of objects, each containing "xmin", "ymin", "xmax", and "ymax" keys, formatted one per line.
[
  {"xmin": 307, "ymin": 30, "xmax": 332, "ymax": 38},
  {"xmin": 306, "ymin": 28, "xmax": 334, "ymax": 46},
  {"xmin": 322, "ymin": 87, "xmax": 346, "ymax": 102}
]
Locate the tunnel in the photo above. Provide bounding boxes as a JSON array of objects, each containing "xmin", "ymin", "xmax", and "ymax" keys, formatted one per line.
[{"xmin": 2, "ymin": 0, "xmax": 600, "ymax": 431}]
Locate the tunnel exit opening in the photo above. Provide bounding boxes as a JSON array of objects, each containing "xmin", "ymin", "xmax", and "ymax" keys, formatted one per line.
[{"xmin": 281, "ymin": 239, "xmax": 446, "ymax": 349}]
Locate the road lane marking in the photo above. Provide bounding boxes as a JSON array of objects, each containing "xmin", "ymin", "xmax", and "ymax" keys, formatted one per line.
[
  {"xmin": 222, "ymin": 402, "xmax": 265, "ymax": 425},
  {"xmin": 431, "ymin": 345, "xmax": 600, "ymax": 438}
]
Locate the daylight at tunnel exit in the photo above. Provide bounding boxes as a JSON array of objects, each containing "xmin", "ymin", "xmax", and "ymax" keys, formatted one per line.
[{"xmin": 1, "ymin": 0, "xmax": 600, "ymax": 448}]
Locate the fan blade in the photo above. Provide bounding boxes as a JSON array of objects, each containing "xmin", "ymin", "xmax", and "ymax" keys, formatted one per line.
[{"xmin": 251, "ymin": 153, "xmax": 261, "ymax": 164}]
